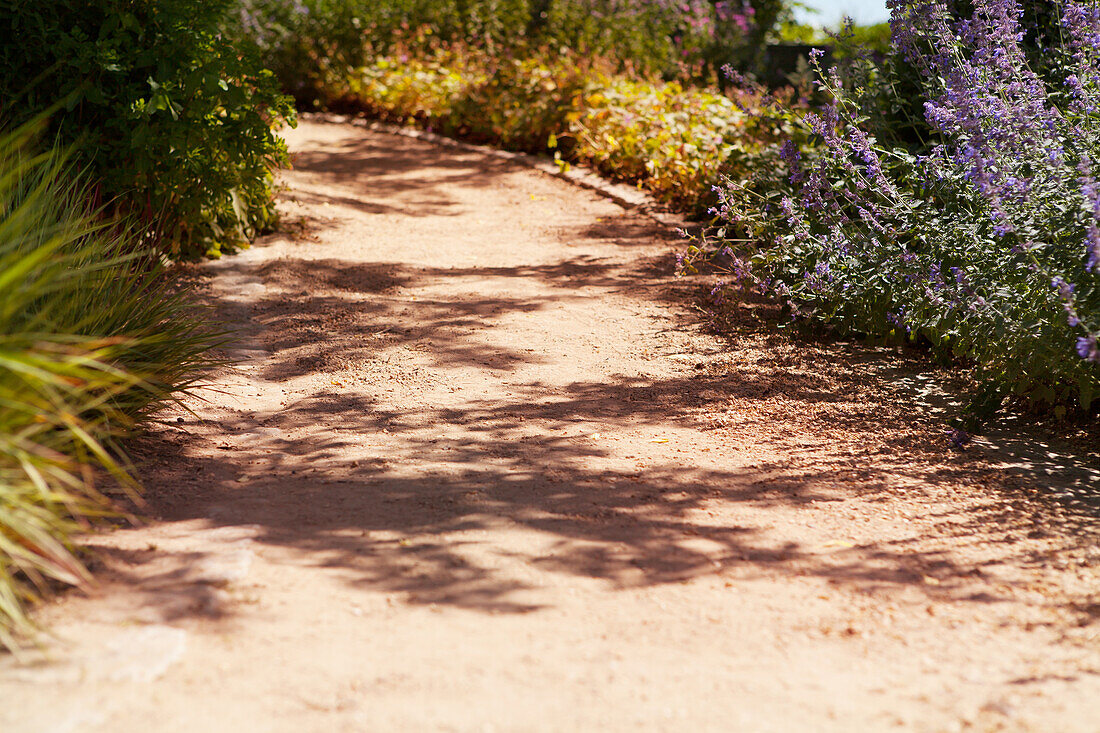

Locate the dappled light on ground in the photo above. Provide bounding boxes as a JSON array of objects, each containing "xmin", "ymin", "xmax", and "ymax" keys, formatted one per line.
[{"xmin": 5, "ymin": 118, "xmax": 1099, "ymax": 733}]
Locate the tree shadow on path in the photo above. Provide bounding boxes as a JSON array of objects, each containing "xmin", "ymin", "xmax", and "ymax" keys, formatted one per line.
[{"xmin": 121, "ymin": 120, "xmax": 1100, "ymax": 632}]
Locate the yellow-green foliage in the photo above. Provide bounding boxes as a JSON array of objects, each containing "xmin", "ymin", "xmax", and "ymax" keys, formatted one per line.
[
  {"xmin": 349, "ymin": 52, "xmax": 780, "ymax": 213},
  {"xmin": 451, "ymin": 57, "xmax": 592, "ymax": 151},
  {"xmin": 567, "ymin": 79, "xmax": 748, "ymax": 208},
  {"xmin": 350, "ymin": 56, "xmax": 483, "ymax": 123}
]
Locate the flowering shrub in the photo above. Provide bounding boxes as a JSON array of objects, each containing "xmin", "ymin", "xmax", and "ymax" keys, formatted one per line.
[{"xmin": 705, "ymin": 0, "xmax": 1100, "ymax": 412}]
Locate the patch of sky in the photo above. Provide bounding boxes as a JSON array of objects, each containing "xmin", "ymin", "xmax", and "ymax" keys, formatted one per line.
[{"xmin": 793, "ymin": 0, "xmax": 889, "ymax": 28}]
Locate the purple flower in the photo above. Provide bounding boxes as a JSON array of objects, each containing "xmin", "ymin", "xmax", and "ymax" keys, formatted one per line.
[
  {"xmin": 709, "ymin": 281, "xmax": 728, "ymax": 306},
  {"xmin": 1088, "ymin": 223, "xmax": 1100, "ymax": 272},
  {"xmin": 1076, "ymin": 335, "xmax": 1100, "ymax": 363},
  {"xmin": 1052, "ymin": 276, "xmax": 1076, "ymax": 299},
  {"xmin": 947, "ymin": 427, "xmax": 970, "ymax": 450}
]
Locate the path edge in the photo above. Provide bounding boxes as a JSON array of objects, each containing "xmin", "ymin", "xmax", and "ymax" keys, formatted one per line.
[{"xmin": 298, "ymin": 112, "xmax": 699, "ymax": 234}]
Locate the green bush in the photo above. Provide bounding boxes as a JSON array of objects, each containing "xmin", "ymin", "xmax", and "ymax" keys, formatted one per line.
[
  {"xmin": 0, "ymin": 0, "xmax": 295, "ymax": 258},
  {"xmin": 0, "ymin": 122, "xmax": 216, "ymax": 650}
]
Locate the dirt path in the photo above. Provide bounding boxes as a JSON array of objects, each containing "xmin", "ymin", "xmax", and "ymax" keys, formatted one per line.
[{"xmin": 4, "ymin": 118, "xmax": 1100, "ymax": 732}]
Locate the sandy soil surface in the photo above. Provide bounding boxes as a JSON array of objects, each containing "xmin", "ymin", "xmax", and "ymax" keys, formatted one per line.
[{"xmin": 3, "ymin": 117, "xmax": 1099, "ymax": 732}]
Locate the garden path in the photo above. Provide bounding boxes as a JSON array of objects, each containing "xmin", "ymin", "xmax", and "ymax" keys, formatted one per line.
[{"xmin": 3, "ymin": 117, "xmax": 1100, "ymax": 732}]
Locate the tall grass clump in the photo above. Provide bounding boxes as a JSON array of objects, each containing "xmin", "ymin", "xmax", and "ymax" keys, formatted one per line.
[
  {"xmin": 704, "ymin": 0, "xmax": 1100, "ymax": 414},
  {"xmin": 0, "ymin": 122, "xmax": 215, "ymax": 650}
]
